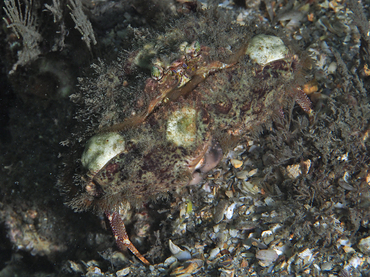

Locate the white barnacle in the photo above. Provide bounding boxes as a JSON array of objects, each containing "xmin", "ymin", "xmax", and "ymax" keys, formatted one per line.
[
  {"xmin": 81, "ymin": 132, "xmax": 125, "ymax": 173},
  {"xmin": 166, "ymin": 107, "xmax": 197, "ymax": 147},
  {"xmin": 246, "ymin": 34, "xmax": 289, "ymax": 66}
]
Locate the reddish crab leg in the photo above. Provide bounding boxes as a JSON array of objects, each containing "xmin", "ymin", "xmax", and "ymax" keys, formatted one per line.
[{"xmin": 106, "ymin": 211, "xmax": 150, "ymax": 265}]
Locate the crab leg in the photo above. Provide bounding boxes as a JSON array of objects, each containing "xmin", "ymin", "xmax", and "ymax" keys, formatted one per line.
[
  {"xmin": 106, "ymin": 211, "xmax": 150, "ymax": 265},
  {"xmin": 167, "ymin": 61, "xmax": 235, "ymax": 101}
]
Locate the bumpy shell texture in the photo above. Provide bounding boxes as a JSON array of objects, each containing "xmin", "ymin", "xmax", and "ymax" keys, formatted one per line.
[{"xmin": 63, "ymin": 10, "xmax": 311, "ymax": 215}]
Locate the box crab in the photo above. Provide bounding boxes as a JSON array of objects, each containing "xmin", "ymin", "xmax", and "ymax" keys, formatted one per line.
[{"xmin": 62, "ymin": 24, "xmax": 314, "ymax": 264}]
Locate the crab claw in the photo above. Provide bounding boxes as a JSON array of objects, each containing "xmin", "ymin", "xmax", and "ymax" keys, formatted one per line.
[
  {"xmin": 198, "ymin": 140, "xmax": 223, "ymax": 173},
  {"xmin": 189, "ymin": 140, "xmax": 223, "ymax": 185},
  {"xmin": 106, "ymin": 211, "xmax": 150, "ymax": 265}
]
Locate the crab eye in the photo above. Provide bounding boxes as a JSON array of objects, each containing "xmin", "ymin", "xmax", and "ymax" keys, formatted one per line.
[
  {"xmin": 192, "ymin": 41, "xmax": 201, "ymax": 55},
  {"xmin": 186, "ymin": 41, "xmax": 201, "ymax": 56},
  {"xmin": 151, "ymin": 65, "xmax": 163, "ymax": 81}
]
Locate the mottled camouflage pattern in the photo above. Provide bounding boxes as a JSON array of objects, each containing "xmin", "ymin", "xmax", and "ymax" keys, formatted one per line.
[{"xmin": 67, "ymin": 37, "xmax": 309, "ymax": 214}]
